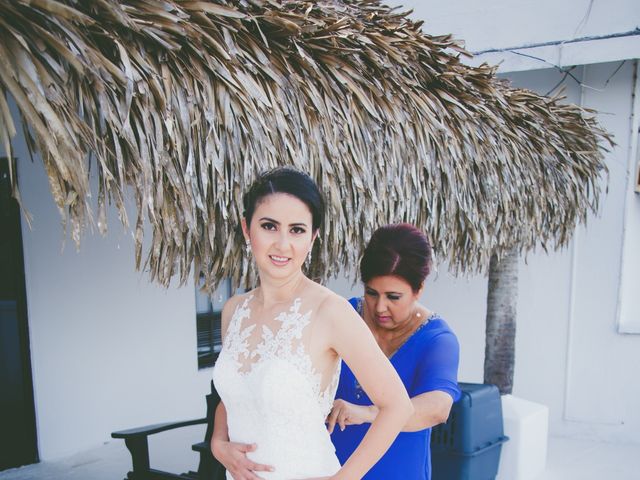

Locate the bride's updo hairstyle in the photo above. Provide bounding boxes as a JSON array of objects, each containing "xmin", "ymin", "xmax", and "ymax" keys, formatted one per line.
[
  {"xmin": 360, "ymin": 224, "xmax": 433, "ymax": 292},
  {"xmin": 242, "ymin": 166, "xmax": 325, "ymax": 231}
]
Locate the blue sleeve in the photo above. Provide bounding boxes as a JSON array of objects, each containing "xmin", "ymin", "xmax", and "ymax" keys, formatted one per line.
[
  {"xmin": 347, "ymin": 297, "xmax": 359, "ymax": 311},
  {"xmin": 347, "ymin": 297, "xmax": 363, "ymax": 316},
  {"xmin": 413, "ymin": 329, "xmax": 461, "ymax": 402}
]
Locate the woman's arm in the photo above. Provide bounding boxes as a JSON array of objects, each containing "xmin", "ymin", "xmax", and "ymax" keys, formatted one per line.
[
  {"xmin": 328, "ymin": 326, "xmax": 460, "ymax": 433},
  {"xmin": 327, "ymin": 390, "xmax": 453, "ymax": 433},
  {"xmin": 321, "ymin": 297, "xmax": 414, "ymax": 480}
]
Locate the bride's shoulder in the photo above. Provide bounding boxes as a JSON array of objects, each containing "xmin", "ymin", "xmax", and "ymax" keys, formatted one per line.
[
  {"xmin": 220, "ymin": 291, "xmax": 254, "ymax": 334},
  {"xmin": 223, "ymin": 290, "xmax": 253, "ymax": 313},
  {"xmin": 310, "ymin": 285, "xmax": 356, "ymax": 319}
]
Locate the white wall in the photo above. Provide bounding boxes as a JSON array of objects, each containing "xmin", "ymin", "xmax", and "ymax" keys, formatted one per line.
[
  {"xmin": 392, "ymin": 0, "xmax": 640, "ymax": 72},
  {"xmin": 4, "ymin": 101, "xmax": 214, "ymax": 462},
  {"xmin": 618, "ymin": 62, "xmax": 640, "ymax": 333}
]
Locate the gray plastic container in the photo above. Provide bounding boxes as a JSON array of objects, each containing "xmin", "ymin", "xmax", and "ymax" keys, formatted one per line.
[{"xmin": 431, "ymin": 383, "xmax": 508, "ymax": 480}]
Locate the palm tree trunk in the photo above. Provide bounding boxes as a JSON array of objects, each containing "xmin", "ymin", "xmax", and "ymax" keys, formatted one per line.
[{"xmin": 484, "ymin": 248, "xmax": 519, "ymax": 394}]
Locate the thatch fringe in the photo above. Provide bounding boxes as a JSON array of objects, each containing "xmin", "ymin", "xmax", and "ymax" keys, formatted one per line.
[{"xmin": 0, "ymin": 0, "xmax": 612, "ymax": 290}]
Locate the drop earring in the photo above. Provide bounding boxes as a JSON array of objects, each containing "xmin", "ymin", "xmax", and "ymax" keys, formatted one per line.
[
  {"xmin": 245, "ymin": 241, "xmax": 252, "ymax": 256},
  {"xmin": 304, "ymin": 250, "xmax": 312, "ymax": 270}
]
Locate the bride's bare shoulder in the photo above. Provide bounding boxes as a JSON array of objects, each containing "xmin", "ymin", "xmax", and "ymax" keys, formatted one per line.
[
  {"xmin": 223, "ymin": 290, "xmax": 254, "ymax": 313},
  {"xmin": 310, "ymin": 284, "xmax": 355, "ymax": 318},
  {"xmin": 220, "ymin": 290, "xmax": 254, "ymax": 336}
]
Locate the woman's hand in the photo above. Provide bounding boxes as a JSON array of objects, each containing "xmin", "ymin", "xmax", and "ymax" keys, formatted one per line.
[
  {"xmin": 211, "ymin": 438, "xmax": 274, "ymax": 480},
  {"xmin": 326, "ymin": 399, "xmax": 376, "ymax": 434}
]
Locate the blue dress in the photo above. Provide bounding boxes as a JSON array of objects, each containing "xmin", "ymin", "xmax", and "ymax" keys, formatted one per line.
[{"xmin": 330, "ymin": 297, "xmax": 461, "ymax": 480}]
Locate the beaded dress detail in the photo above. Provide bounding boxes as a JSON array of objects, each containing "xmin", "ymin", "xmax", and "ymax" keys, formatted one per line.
[{"xmin": 213, "ymin": 295, "xmax": 341, "ymax": 479}]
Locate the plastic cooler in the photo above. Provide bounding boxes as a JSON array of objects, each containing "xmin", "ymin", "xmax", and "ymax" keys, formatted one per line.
[{"xmin": 431, "ymin": 383, "xmax": 509, "ymax": 480}]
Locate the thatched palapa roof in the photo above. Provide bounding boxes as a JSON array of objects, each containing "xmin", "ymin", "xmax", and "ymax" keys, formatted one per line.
[{"xmin": 0, "ymin": 0, "xmax": 612, "ymax": 290}]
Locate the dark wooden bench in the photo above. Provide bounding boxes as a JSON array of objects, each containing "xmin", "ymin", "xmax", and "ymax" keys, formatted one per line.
[{"xmin": 111, "ymin": 382, "xmax": 226, "ymax": 480}]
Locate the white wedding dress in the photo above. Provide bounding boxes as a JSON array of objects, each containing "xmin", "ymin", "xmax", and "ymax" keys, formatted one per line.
[{"xmin": 213, "ymin": 295, "xmax": 342, "ymax": 480}]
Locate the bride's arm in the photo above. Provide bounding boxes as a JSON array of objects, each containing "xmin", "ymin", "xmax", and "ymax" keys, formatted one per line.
[
  {"xmin": 321, "ymin": 297, "xmax": 414, "ymax": 480},
  {"xmin": 210, "ymin": 401, "xmax": 229, "ymax": 455}
]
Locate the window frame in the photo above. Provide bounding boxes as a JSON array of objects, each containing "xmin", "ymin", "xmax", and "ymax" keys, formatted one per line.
[{"xmin": 195, "ymin": 278, "xmax": 232, "ymax": 369}]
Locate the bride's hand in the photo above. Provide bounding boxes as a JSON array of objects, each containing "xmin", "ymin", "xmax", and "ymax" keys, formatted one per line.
[
  {"xmin": 211, "ymin": 438, "xmax": 274, "ymax": 480},
  {"xmin": 326, "ymin": 399, "xmax": 376, "ymax": 434}
]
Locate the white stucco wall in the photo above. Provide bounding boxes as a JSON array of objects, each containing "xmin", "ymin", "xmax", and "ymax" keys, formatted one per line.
[
  {"xmin": 617, "ymin": 62, "xmax": 640, "ymax": 333},
  {"xmin": 399, "ymin": 0, "xmax": 639, "ymax": 52},
  {"xmin": 4, "ymin": 102, "xmax": 214, "ymax": 462},
  {"xmin": 393, "ymin": 0, "xmax": 640, "ymax": 72}
]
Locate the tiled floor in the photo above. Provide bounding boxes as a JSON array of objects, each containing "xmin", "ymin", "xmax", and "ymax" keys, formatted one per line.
[
  {"xmin": 535, "ymin": 437, "xmax": 640, "ymax": 480},
  {"xmin": 1, "ymin": 436, "xmax": 639, "ymax": 479}
]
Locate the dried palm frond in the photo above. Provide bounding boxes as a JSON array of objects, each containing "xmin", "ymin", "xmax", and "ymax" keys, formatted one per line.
[{"xmin": 0, "ymin": 0, "xmax": 612, "ymax": 291}]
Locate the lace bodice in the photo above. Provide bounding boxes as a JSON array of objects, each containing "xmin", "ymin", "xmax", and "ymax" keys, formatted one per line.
[{"xmin": 213, "ymin": 295, "xmax": 341, "ymax": 480}]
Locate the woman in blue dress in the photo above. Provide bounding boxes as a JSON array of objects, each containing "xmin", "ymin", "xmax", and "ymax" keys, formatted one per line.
[{"xmin": 328, "ymin": 223, "xmax": 461, "ymax": 480}]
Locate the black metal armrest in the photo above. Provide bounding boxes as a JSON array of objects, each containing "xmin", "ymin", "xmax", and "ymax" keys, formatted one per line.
[
  {"xmin": 191, "ymin": 442, "xmax": 209, "ymax": 454},
  {"xmin": 112, "ymin": 418, "xmax": 207, "ymax": 439},
  {"xmin": 111, "ymin": 418, "xmax": 207, "ymax": 480}
]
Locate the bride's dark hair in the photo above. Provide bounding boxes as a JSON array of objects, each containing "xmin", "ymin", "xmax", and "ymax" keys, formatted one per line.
[{"xmin": 243, "ymin": 166, "xmax": 325, "ymax": 231}]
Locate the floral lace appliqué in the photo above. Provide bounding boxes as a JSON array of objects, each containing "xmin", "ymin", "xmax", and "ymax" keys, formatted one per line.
[
  {"xmin": 222, "ymin": 295, "xmax": 255, "ymax": 372},
  {"xmin": 223, "ymin": 295, "xmax": 339, "ymax": 415}
]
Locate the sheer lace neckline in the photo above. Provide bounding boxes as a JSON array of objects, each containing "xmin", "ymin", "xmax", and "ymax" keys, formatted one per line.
[{"xmin": 223, "ymin": 295, "xmax": 340, "ymax": 411}]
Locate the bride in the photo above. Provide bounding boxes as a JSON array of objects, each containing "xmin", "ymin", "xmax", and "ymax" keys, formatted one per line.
[{"xmin": 211, "ymin": 167, "xmax": 413, "ymax": 480}]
